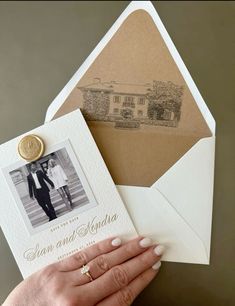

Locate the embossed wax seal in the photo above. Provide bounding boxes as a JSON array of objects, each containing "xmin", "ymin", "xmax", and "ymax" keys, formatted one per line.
[{"xmin": 18, "ymin": 135, "xmax": 45, "ymax": 161}]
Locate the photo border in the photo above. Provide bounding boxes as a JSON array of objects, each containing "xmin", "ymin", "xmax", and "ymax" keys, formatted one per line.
[{"xmin": 3, "ymin": 139, "xmax": 98, "ymax": 235}]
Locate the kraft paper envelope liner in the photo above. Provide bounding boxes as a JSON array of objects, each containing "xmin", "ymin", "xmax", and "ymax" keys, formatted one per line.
[
  {"xmin": 46, "ymin": 1, "xmax": 215, "ymax": 264},
  {"xmin": 52, "ymin": 9, "xmax": 212, "ymax": 187}
]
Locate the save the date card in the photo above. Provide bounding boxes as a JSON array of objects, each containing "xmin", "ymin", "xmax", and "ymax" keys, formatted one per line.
[{"xmin": 0, "ymin": 110, "xmax": 137, "ymax": 278}]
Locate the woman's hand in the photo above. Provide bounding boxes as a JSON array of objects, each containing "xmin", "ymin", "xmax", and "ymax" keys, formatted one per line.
[{"xmin": 3, "ymin": 237, "xmax": 164, "ymax": 306}]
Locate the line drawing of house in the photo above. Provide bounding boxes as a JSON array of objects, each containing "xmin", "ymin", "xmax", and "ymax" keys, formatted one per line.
[{"xmin": 77, "ymin": 79, "xmax": 184, "ymax": 129}]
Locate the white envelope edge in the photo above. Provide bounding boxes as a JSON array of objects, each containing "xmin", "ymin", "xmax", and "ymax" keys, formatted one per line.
[{"xmin": 45, "ymin": 1, "xmax": 216, "ymax": 264}]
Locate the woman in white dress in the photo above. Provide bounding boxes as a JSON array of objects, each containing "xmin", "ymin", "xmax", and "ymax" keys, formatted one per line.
[{"xmin": 47, "ymin": 159, "xmax": 73, "ymax": 211}]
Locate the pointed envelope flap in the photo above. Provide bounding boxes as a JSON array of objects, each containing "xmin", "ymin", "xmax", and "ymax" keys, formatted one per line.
[
  {"xmin": 117, "ymin": 185, "xmax": 209, "ymax": 264},
  {"xmin": 152, "ymin": 137, "xmax": 215, "ymax": 257},
  {"xmin": 51, "ymin": 5, "xmax": 213, "ymax": 187}
]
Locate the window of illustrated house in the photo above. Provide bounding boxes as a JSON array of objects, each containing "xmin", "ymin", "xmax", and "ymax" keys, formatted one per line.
[
  {"xmin": 124, "ymin": 96, "xmax": 134, "ymax": 103},
  {"xmin": 113, "ymin": 96, "xmax": 121, "ymax": 103},
  {"xmin": 123, "ymin": 96, "xmax": 135, "ymax": 108},
  {"xmin": 113, "ymin": 108, "xmax": 119, "ymax": 114},
  {"xmin": 138, "ymin": 110, "xmax": 143, "ymax": 116},
  {"xmin": 138, "ymin": 97, "xmax": 145, "ymax": 105}
]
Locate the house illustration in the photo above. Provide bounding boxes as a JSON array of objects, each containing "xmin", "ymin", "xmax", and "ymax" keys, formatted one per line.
[{"xmin": 78, "ymin": 79, "xmax": 183, "ymax": 128}]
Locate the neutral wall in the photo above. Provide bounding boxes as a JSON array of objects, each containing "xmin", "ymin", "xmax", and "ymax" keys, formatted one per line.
[{"xmin": 0, "ymin": 2, "xmax": 234, "ymax": 305}]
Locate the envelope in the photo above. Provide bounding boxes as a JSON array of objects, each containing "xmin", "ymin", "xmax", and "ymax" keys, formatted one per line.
[{"xmin": 45, "ymin": 1, "xmax": 215, "ymax": 264}]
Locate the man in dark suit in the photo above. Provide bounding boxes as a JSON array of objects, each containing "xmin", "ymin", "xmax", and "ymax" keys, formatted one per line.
[{"xmin": 27, "ymin": 162, "xmax": 57, "ymax": 221}]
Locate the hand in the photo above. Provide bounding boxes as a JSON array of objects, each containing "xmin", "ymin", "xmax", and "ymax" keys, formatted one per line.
[{"xmin": 3, "ymin": 237, "xmax": 164, "ymax": 306}]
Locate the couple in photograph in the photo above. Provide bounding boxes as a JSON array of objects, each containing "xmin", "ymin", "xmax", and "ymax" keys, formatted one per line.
[{"xmin": 27, "ymin": 159, "xmax": 73, "ymax": 222}]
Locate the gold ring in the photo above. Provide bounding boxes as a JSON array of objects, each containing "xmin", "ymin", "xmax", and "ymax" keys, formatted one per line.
[{"xmin": 81, "ymin": 265, "xmax": 93, "ymax": 282}]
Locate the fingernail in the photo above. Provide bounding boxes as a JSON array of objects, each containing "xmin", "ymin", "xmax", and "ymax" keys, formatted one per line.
[
  {"xmin": 152, "ymin": 261, "xmax": 161, "ymax": 270},
  {"xmin": 111, "ymin": 237, "xmax": 122, "ymax": 247},
  {"xmin": 154, "ymin": 245, "xmax": 165, "ymax": 256},
  {"xmin": 139, "ymin": 237, "xmax": 152, "ymax": 248}
]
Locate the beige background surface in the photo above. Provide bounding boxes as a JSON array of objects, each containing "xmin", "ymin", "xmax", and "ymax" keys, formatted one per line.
[{"xmin": 0, "ymin": 1, "xmax": 234, "ymax": 305}]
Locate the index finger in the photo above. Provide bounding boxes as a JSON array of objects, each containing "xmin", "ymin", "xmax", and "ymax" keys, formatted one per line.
[{"xmin": 56, "ymin": 237, "xmax": 123, "ymax": 272}]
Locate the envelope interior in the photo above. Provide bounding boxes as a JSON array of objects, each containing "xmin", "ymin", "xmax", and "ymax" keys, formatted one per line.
[{"xmin": 53, "ymin": 9, "xmax": 212, "ymax": 187}]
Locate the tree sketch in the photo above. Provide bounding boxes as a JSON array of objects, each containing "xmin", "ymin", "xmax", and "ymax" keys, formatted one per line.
[
  {"xmin": 146, "ymin": 81, "xmax": 183, "ymax": 121},
  {"xmin": 83, "ymin": 90, "xmax": 110, "ymax": 121}
]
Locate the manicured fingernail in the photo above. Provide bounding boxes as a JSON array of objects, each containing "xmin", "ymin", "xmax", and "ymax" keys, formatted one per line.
[
  {"xmin": 154, "ymin": 245, "xmax": 165, "ymax": 256},
  {"xmin": 139, "ymin": 237, "xmax": 152, "ymax": 248},
  {"xmin": 111, "ymin": 237, "xmax": 122, "ymax": 247},
  {"xmin": 152, "ymin": 261, "xmax": 161, "ymax": 270}
]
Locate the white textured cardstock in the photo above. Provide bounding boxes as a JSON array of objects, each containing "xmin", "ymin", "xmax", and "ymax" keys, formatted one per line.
[{"xmin": 0, "ymin": 110, "xmax": 137, "ymax": 278}]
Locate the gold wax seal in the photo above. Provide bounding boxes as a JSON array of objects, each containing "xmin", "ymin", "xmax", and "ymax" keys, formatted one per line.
[{"xmin": 18, "ymin": 135, "xmax": 45, "ymax": 161}]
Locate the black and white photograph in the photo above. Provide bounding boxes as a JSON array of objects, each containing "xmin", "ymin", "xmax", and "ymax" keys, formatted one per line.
[{"xmin": 4, "ymin": 140, "xmax": 97, "ymax": 234}]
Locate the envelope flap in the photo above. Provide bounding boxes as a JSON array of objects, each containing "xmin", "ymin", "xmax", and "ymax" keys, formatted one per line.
[
  {"xmin": 118, "ymin": 185, "xmax": 209, "ymax": 264},
  {"xmin": 46, "ymin": 2, "xmax": 215, "ymax": 187},
  {"xmin": 152, "ymin": 137, "xmax": 215, "ymax": 257},
  {"xmin": 54, "ymin": 8, "xmax": 211, "ymax": 137}
]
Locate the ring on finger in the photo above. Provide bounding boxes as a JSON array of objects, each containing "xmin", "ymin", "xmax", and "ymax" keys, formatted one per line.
[{"xmin": 81, "ymin": 265, "xmax": 93, "ymax": 282}]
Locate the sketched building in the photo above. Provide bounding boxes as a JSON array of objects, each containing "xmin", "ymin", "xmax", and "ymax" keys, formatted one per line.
[{"xmin": 78, "ymin": 79, "xmax": 183, "ymax": 128}]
